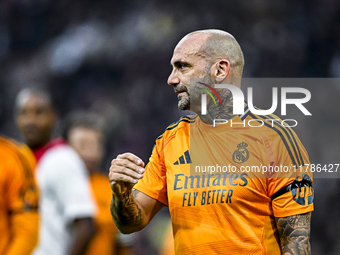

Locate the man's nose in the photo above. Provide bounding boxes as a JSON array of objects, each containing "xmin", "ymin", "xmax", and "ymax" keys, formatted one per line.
[
  {"xmin": 167, "ymin": 69, "xmax": 180, "ymax": 86},
  {"xmin": 21, "ymin": 112, "xmax": 38, "ymax": 125}
]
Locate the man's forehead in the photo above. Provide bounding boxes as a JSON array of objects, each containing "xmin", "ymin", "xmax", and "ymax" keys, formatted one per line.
[
  {"xmin": 171, "ymin": 34, "xmax": 208, "ymax": 64},
  {"xmin": 17, "ymin": 92, "xmax": 51, "ymax": 109}
]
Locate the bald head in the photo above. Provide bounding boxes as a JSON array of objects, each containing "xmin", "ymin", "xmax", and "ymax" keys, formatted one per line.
[
  {"xmin": 15, "ymin": 88, "xmax": 53, "ymax": 110},
  {"xmin": 168, "ymin": 29, "xmax": 244, "ymax": 113},
  {"xmin": 178, "ymin": 29, "xmax": 244, "ymax": 77}
]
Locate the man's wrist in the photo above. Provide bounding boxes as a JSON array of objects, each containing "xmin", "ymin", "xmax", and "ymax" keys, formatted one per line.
[{"xmin": 112, "ymin": 189, "xmax": 133, "ymax": 204}]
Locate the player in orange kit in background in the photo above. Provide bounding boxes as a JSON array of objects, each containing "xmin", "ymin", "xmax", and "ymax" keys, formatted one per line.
[
  {"xmin": 0, "ymin": 135, "xmax": 39, "ymax": 255},
  {"xmin": 63, "ymin": 111, "xmax": 135, "ymax": 255}
]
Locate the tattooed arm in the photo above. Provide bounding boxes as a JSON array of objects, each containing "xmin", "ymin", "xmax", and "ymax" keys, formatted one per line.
[
  {"xmin": 275, "ymin": 212, "xmax": 311, "ymax": 255},
  {"xmin": 109, "ymin": 153, "xmax": 163, "ymax": 234}
]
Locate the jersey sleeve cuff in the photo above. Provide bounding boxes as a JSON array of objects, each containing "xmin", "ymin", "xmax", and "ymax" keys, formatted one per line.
[
  {"xmin": 273, "ymin": 204, "xmax": 314, "ymax": 218},
  {"xmin": 134, "ymin": 185, "xmax": 168, "ymax": 207}
]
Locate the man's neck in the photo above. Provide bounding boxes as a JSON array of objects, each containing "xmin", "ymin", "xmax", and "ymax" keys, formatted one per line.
[
  {"xmin": 198, "ymin": 89, "xmax": 234, "ymax": 125},
  {"xmin": 29, "ymin": 141, "xmax": 49, "ymax": 152},
  {"xmin": 32, "ymin": 137, "xmax": 66, "ymax": 162}
]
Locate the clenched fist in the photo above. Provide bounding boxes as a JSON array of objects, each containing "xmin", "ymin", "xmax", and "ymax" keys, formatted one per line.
[{"xmin": 108, "ymin": 153, "xmax": 145, "ymax": 197}]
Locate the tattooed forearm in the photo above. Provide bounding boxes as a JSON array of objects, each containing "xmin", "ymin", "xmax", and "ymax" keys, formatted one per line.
[
  {"xmin": 275, "ymin": 212, "xmax": 311, "ymax": 255},
  {"xmin": 111, "ymin": 189, "xmax": 143, "ymax": 233}
]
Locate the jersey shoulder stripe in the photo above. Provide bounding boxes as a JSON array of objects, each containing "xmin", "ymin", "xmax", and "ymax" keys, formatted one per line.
[
  {"xmin": 156, "ymin": 115, "xmax": 198, "ymax": 141},
  {"xmin": 240, "ymin": 104, "xmax": 250, "ymax": 120},
  {"xmin": 248, "ymin": 112, "xmax": 300, "ymax": 167},
  {"xmin": 264, "ymin": 114, "xmax": 304, "ymax": 166},
  {"xmin": 251, "ymin": 108, "xmax": 305, "ymax": 167}
]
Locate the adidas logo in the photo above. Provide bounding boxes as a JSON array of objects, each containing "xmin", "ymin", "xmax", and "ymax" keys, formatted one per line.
[{"xmin": 174, "ymin": 150, "xmax": 192, "ymax": 165}]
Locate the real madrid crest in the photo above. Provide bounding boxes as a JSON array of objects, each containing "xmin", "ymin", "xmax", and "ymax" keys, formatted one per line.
[{"xmin": 232, "ymin": 142, "xmax": 249, "ymax": 163}]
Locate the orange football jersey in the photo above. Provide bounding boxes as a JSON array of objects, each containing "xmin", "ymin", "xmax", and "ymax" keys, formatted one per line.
[
  {"xmin": 135, "ymin": 111, "xmax": 313, "ymax": 255},
  {"xmin": 0, "ymin": 136, "xmax": 39, "ymax": 255}
]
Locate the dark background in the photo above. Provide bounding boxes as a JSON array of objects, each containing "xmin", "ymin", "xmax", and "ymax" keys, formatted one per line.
[{"xmin": 0, "ymin": 0, "xmax": 339, "ymax": 254}]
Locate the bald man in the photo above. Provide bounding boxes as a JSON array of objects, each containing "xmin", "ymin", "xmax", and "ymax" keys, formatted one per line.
[
  {"xmin": 15, "ymin": 88, "xmax": 96, "ymax": 255},
  {"xmin": 109, "ymin": 30, "xmax": 313, "ymax": 255}
]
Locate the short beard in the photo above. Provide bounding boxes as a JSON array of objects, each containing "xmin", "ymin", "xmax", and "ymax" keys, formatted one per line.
[{"xmin": 178, "ymin": 96, "xmax": 190, "ymax": 110}]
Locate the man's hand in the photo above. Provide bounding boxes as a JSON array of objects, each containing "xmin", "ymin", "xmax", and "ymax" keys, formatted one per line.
[
  {"xmin": 109, "ymin": 153, "xmax": 163, "ymax": 234},
  {"xmin": 109, "ymin": 153, "xmax": 145, "ymax": 197}
]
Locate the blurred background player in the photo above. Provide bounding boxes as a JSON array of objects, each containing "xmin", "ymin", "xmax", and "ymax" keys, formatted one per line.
[
  {"xmin": 15, "ymin": 88, "xmax": 96, "ymax": 255},
  {"xmin": 0, "ymin": 135, "xmax": 39, "ymax": 255},
  {"xmin": 63, "ymin": 111, "xmax": 135, "ymax": 255}
]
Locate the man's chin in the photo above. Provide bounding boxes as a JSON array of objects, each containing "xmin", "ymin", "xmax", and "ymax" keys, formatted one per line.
[
  {"xmin": 27, "ymin": 140, "xmax": 43, "ymax": 150},
  {"xmin": 25, "ymin": 135, "xmax": 48, "ymax": 149},
  {"xmin": 178, "ymin": 100, "xmax": 190, "ymax": 111},
  {"xmin": 178, "ymin": 105, "xmax": 189, "ymax": 111}
]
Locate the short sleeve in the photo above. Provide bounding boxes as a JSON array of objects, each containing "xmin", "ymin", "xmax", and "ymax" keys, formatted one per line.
[
  {"xmin": 265, "ymin": 128, "xmax": 314, "ymax": 218},
  {"xmin": 134, "ymin": 138, "xmax": 168, "ymax": 206}
]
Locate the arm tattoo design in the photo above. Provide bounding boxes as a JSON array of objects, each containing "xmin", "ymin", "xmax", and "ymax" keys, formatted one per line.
[
  {"xmin": 275, "ymin": 212, "xmax": 311, "ymax": 255},
  {"xmin": 110, "ymin": 189, "xmax": 143, "ymax": 229}
]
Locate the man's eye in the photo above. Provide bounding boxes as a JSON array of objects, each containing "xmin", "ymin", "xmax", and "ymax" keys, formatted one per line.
[{"xmin": 178, "ymin": 63, "xmax": 188, "ymax": 69}]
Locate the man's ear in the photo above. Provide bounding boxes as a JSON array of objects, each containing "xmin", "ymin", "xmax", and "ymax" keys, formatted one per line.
[{"xmin": 211, "ymin": 59, "xmax": 230, "ymax": 82}]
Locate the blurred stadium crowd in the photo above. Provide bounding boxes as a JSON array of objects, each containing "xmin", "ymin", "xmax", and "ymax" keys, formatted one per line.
[{"xmin": 0, "ymin": 0, "xmax": 340, "ymax": 254}]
